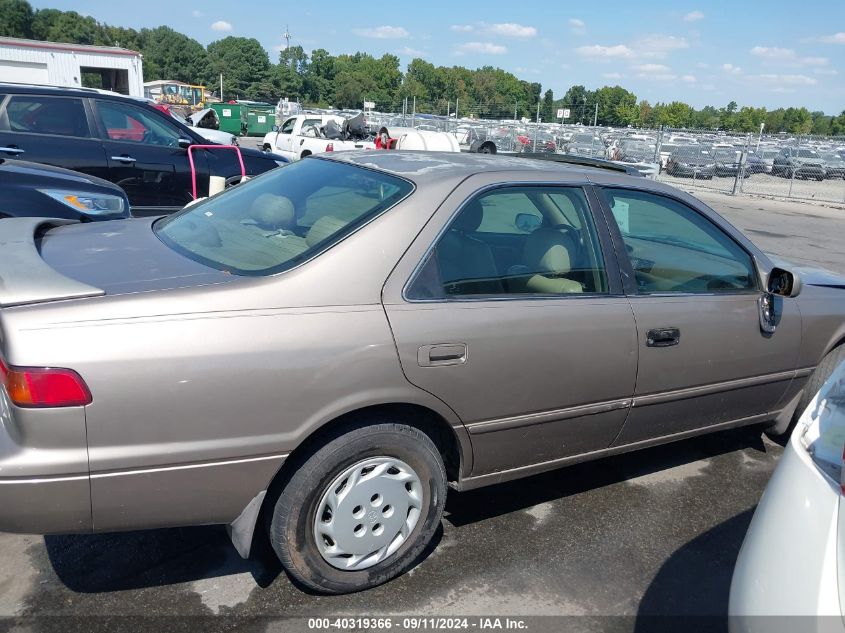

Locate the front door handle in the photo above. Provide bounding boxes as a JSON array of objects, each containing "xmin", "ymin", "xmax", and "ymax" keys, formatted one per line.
[
  {"xmin": 110, "ymin": 155, "xmax": 137, "ymax": 163},
  {"xmin": 417, "ymin": 343, "xmax": 467, "ymax": 367},
  {"xmin": 0, "ymin": 146, "xmax": 24, "ymax": 155},
  {"xmin": 646, "ymin": 328, "xmax": 680, "ymax": 347}
]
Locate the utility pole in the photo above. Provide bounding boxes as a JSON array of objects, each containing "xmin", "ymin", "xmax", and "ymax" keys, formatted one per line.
[
  {"xmin": 756, "ymin": 122, "xmax": 764, "ymax": 152},
  {"xmin": 412, "ymin": 96, "xmax": 416, "ymax": 127},
  {"xmin": 534, "ymin": 101, "xmax": 540, "ymax": 152},
  {"xmin": 593, "ymin": 102, "xmax": 598, "ymax": 127},
  {"xmin": 283, "ymin": 25, "xmax": 292, "ymax": 51},
  {"xmin": 455, "ymin": 98, "xmax": 459, "ymax": 121},
  {"xmin": 514, "ymin": 101, "xmax": 518, "ymax": 121},
  {"xmin": 219, "ymin": 73, "xmax": 223, "ymax": 101}
]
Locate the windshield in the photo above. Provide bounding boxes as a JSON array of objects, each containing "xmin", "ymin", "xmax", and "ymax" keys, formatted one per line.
[
  {"xmin": 713, "ymin": 149, "xmax": 735, "ymax": 161},
  {"xmin": 155, "ymin": 159, "xmax": 414, "ymax": 276},
  {"xmin": 675, "ymin": 146, "xmax": 708, "ymax": 159},
  {"xmin": 797, "ymin": 149, "xmax": 820, "ymax": 158},
  {"xmin": 571, "ymin": 134, "xmax": 599, "ymax": 144}
]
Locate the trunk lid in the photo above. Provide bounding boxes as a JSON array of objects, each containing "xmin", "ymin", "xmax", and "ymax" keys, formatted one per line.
[{"xmin": 0, "ymin": 217, "xmax": 235, "ymax": 307}]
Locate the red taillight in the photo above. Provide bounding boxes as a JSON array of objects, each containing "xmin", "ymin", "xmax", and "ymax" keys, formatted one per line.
[
  {"xmin": 0, "ymin": 359, "xmax": 91, "ymax": 408},
  {"xmin": 326, "ymin": 143, "xmax": 334, "ymax": 152}
]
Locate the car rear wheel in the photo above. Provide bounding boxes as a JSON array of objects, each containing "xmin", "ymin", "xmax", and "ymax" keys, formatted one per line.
[
  {"xmin": 268, "ymin": 423, "xmax": 447, "ymax": 594},
  {"xmin": 767, "ymin": 345, "xmax": 845, "ymax": 439}
]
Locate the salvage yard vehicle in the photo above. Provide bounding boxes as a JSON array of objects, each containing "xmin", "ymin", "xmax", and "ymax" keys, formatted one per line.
[
  {"xmin": 665, "ymin": 145, "xmax": 716, "ymax": 179},
  {"xmin": 2, "ymin": 152, "xmax": 845, "ymax": 595},
  {"xmin": 0, "ymin": 84, "xmax": 286, "ymax": 215},
  {"xmin": 729, "ymin": 352, "xmax": 845, "ymax": 627},
  {"xmin": 0, "ymin": 158, "xmax": 129, "ymax": 221},
  {"xmin": 261, "ymin": 113, "xmax": 375, "ymax": 161},
  {"xmin": 772, "ymin": 147, "xmax": 826, "ymax": 181}
]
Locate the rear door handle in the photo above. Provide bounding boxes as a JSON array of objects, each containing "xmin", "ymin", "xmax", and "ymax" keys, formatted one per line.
[
  {"xmin": 417, "ymin": 343, "xmax": 467, "ymax": 367},
  {"xmin": 0, "ymin": 146, "xmax": 24, "ymax": 155},
  {"xmin": 647, "ymin": 328, "xmax": 680, "ymax": 347},
  {"xmin": 110, "ymin": 155, "xmax": 136, "ymax": 163}
]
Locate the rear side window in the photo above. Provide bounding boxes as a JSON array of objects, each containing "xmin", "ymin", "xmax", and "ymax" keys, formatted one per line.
[
  {"xmin": 155, "ymin": 159, "xmax": 414, "ymax": 276},
  {"xmin": 2, "ymin": 96, "xmax": 90, "ymax": 137}
]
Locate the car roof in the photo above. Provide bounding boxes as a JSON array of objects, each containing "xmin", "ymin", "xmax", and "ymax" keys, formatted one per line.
[
  {"xmin": 0, "ymin": 83, "xmax": 134, "ymax": 101},
  {"xmin": 322, "ymin": 151, "xmax": 673, "ymax": 192}
]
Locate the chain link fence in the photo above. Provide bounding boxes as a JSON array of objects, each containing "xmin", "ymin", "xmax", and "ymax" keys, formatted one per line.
[{"xmin": 271, "ymin": 98, "xmax": 845, "ymax": 204}]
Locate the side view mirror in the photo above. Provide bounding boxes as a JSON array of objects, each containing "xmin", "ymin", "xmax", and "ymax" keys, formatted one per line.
[
  {"xmin": 767, "ymin": 267, "xmax": 801, "ymax": 298},
  {"xmin": 272, "ymin": 125, "xmax": 279, "ymax": 132},
  {"xmin": 177, "ymin": 137, "xmax": 193, "ymax": 149},
  {"xmin": 515, "ymin": 213, "xmax": 542, "ymax": 233}
]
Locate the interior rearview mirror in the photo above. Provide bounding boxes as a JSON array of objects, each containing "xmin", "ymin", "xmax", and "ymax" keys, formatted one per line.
[
  {"xmin": 515, "ymin": 213, "xmax": 542, "ymax": 233},
  {"xmin": 767, "ymin": 267, "xmax": 801, "ymax": 298}
]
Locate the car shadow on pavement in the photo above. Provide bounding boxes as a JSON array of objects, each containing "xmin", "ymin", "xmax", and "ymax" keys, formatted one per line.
[
  {"xmin": 445, "ymin": 425, "xmax": 770, "ymax": 527},
  {"xmin": 44, "ymin": 524, "xmax": 282, "ymax": 593},
  {"xmin": 633, "ymin": 509, "xmax": 755, "ymax": 633}
]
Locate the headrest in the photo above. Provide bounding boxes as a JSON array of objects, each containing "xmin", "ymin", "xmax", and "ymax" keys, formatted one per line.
[
  {"xmin": 306, "ymin": 215, "xmax": 348, "ymax": 247},
  {"xmin": 523, "ymin": 228, "xmax": 576, "ymax": 274},
  {"xmin": 250, "ymin": 194, "xmax": 295, "ymax": 230},
  {"xmin": 452, "ymin": 199, "xmax": 484, "ymax": 233}
]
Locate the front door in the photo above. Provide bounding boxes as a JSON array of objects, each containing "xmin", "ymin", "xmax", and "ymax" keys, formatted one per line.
[
  {"xmin": 383, "ymin": 178, "xmax": 638, "ymax": 478},
  {"xmin": 92, "ymin": 99, "xmax": 208, "ymax": 215},
  {"xmin": 595, "ymin": 187, "xmax": 802, "ymax": 445}
]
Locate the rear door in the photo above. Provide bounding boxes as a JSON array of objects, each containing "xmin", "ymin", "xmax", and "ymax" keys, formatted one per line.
[
  {"xmin": 0, "ymin": 93, "xmax": 109, "ymax": 179},
  {"xmin": 383, "ymin": 175, "xmax": 638, "ymax": 479},
  {"xmin": 91, "ymin": 98, "xmax": 208, "ymax": 215},
  {"xmin": 595, "ymin": 186, "xmax": 802, "ymax": 445}
]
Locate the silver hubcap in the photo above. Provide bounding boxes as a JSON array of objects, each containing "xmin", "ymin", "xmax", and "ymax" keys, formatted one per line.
[{"xmin": 314, "ymin": 457, "xmax": 423, "ymax": 571}]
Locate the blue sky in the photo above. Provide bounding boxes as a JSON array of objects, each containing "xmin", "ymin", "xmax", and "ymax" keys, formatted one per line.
[{"xmin": 32, "ymin": 0, "xmax": 845, "ymax": 113}]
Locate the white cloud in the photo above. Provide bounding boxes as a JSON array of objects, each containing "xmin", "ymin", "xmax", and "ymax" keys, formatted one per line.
[
  {"xmin": 602, "ymin": 72, "xmax": 622, "ymax": 79},
  {"xmin": 635, "ymin": 72, "xmax": 677, "ymax": 81},
  {"xmin": 696, "ymin": 62, "xmax": 710, "ymax": 68},
  {"xmin": 485, "ymin": 23, "xmax": 537, "ymax": 38},
  {"xmin": 631, "ymin": 63, "xmax": 671, "ymax": 73},
  {"xmin": 814, "ymin": 68, "xmax": 839, "ymax": 75},
  {"xmin": 721, "ymin": 63, "xmax": 742, "ymax": 75},
  {"xmin": 398, "ymin": 46, "xmax": 425, "ymax": 57},
  {"xmin": 681, "ymin": 74, "xmax": 697, "ymax": 83},
  {"xmin": 820, "ymin": 32, "xmax": 845, "ymax": 44},
  {"xmin": 353, "ymin": 25, "xmax": 409, "ymax": 39},
  {"xmin": 750, "ymin": 46, "xmax": 795, "ymax": 60},
  {"xmin": 192, "ymin": 10, "xmax": 203, "ymax": 17},
  {"xmin": 750, "ymin": 46, "xmax": 829, "ymax": 67},
  {"xmin": 634, "ymin": 34, "xmax": 689, "ymax": 58},
  {"xmin": 575, "ymin": 44, "xmax": 634, "ymax": 59},
  {"xmin": 683, "ymin": 10, "xmax": 704, "ymax": 22},
  {"xmin": 450, "ymin": 24, "xmax": 473, "ymax": 32},
  {"xmin": 455, "ymin": 42, "xmax": 507, "ymax": 55},
  {"xmin": 757, "ymin": 73, "xmax": 817, "ymax": 85},
  {"xmin": 211, "ymin": 20, "xmax": 232, "ymax": 32},
  {"xmin": 568, "ymin": 18, "xmax": 586, "ymax": 35}
]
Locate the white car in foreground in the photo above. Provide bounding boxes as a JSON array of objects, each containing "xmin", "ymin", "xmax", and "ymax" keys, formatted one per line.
[{"xmin": 730, "ymin": 348, "xmax": 845, "ymax": 630}]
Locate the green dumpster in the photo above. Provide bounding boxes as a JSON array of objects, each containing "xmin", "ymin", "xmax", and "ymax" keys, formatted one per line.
[
  {"xmin": 244, "ymin": 104, "xmax": 276, "ymax": 136},
  {"xmin": 210, "ymin": 103, "xmax": 247, "ymax": 136}
]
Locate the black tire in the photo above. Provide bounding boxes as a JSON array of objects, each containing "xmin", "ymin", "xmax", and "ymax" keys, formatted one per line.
[
  {"xmin": 269, "ymin": 423, "xmax": 447, "ymax": 594},
  {"xmin": 767, "ymin": 345, "xmax": 845, "ymax": 439}
]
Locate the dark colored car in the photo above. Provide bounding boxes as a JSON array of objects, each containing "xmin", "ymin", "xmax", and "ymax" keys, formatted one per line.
[
  {"xmin": 0, "ymin": 84, "xmax": 287, "ymax": 216},
  {"xmin": 821, "ymin": 152, "xmax": 845, "ymax": 179},
  {"xmin": 713, "ymin": 147, "xmax": 752, "ymax": 178},
  {"xmin": 772, "ymin": 148, "xmax": 826, "ymax": 181},
  {"xmin": 665, "ymin": 145, "xmax": 715, "ymax": 179},
  {"xmin": 0, "ymin": 158, "xmax": 129, "ymax": 221},
  {"xmin": 566, "ymin": 133, "xmax": 604, "ymax": 158}
]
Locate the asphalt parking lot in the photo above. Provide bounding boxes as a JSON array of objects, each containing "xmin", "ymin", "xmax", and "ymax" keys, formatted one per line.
[{"xmin": 1, "ymin": 193, "xmax": 844, "ymax": 631}]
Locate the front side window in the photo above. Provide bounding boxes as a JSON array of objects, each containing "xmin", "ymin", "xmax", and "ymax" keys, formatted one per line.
[
  {"xmin": 96, "ymin": 101, "xmax": 181, "ymax": 146},
  {"xmin": 409, "ymin": 186, "xmax": 608, "ymax": 299},
  {"xmin": 155, "ymin": 158, "xmax": 413, "ymax": 275},
  {"xmin": 600, "ymin": 188, "xmax": 758, "ymax": 294},
  {"xmin": 3, "ymin": 96, "xmax": 90, "ymax": 137},
  {"xmin": 280, "ymin": 118, "xmax": 297, "ymax": 134}
]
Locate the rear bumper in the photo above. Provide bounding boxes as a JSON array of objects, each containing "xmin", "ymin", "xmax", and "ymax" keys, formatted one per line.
[
  {"xmin": 729, "ymin": 431, "xmax": 842, "ymax": 626},
  {"xmin": 0, "ymin": 390, "xmax": 92, "ymax": 534}
]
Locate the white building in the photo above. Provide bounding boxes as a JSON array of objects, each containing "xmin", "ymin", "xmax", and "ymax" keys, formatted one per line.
[{"xmin": 0, "ymin": 37, "xmax": 144, "ymax": 96}]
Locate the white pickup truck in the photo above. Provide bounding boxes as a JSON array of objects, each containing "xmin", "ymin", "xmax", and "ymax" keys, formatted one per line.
[{"xmin": 261, "ymin": 114, "xmax": 374, "ymax": 161}]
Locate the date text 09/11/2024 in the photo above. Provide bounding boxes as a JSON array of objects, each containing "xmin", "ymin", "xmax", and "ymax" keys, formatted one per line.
[{"xmin": 306, "ymin": 617, "xmax": 529, "ymax": 630}]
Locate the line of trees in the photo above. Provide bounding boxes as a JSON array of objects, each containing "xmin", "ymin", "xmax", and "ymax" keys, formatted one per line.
[{"xmin": 1, "ymin": 0, "xmax": 844, "ymax": 135}]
